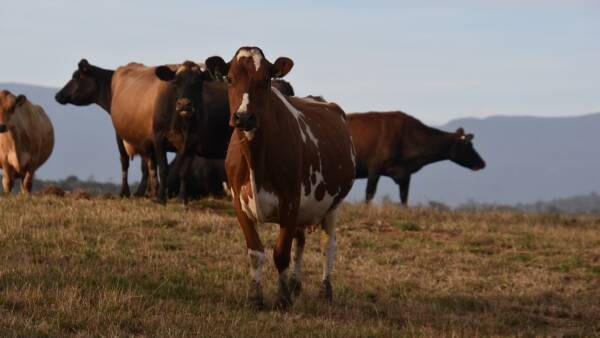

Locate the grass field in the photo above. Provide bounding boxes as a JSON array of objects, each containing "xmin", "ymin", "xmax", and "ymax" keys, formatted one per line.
[{"xmin": 1, "ymin": 193, "xmax": 599, "ymax": 337}]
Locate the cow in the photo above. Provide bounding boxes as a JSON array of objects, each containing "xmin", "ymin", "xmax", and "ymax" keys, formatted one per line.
[
  {"xmin": 205, "ymin": 47, "xmax": 356, "ymax": 310},
  {"xmin": 348, "ymin": 111, "xmax": 486, "ymax": 204},
  {"xmin": 166, "ymin": 155, "xmax": 226, "ymax": 199},
  {"xmin": 55, "ymin": 59, "xmax": 153, "ymax": 198},
  {"xmin": 0, "ymin": 90, "xmax": 54, "ymax": 193},
  {"xmin": 56, "ymin": 60, "xmax": 202, "ymax": 203}
]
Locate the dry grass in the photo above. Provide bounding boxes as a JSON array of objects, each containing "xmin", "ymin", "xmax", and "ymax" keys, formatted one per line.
[{"xmin": 1, "ymin": 194, "xmax": 599, "ymax": 337}]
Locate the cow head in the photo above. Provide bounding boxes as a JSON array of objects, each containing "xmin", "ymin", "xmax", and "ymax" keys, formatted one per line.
[
  {"xmin": 448, "ymin": 128, "xmax": 486, "ymax": 170},
  {"xmin": 0, "ymin": 90, "xmax": 26, "ymax": 133},
  {"xmin": 55, "ymin": 59, "xmax": 99, "ymax": 106},
  {"xmin": 205, "ymin": 47, "xmax": 293, "ymax": 140},
  {"xmin": 155, "ymin": 61, "xmax": 206, "ymax": 119}
]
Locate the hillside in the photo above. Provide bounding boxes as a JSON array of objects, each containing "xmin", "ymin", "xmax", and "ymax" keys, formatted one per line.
[
  {"xmin": 0, "ymin": 195, "xmax": 599, "ymax": 336},
  {"xmin": 2, "ymin": 82, "xmax": 599, "ymax": 205}
]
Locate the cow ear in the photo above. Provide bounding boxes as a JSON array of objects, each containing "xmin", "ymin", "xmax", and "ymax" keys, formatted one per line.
[
  {"xmin": 15, "ymin": 95, "xmax": 26, "ymax": 107},
  {"xmin": 465, "ymin": 133, "xmax": 474, "ymax": 141},
  {"xmin": 205, "ymin": 56, "xmax": 228, "ymax": 81},
  {"xmin": 155, "ymin": 66, "xmax": 176, "ymax": 81},
  {"xmin": 455, "ymin": 127, "xmax": 465, "ymax": 136},
  {"xmin": 78, "ymin": 59, "xmax": 91, "ymax": 74},
  {"xmin": 271, "ymin": 57, "xmax": 294, "ymax": 79}
]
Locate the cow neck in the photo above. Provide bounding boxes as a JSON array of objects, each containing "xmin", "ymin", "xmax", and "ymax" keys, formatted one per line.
[
  {"xmin": 405, "ymin": 125, "xmax": 455, "ymax": 166},
  {"xmin": 93, "ymin": 68, "xmax": 115, "ymax": 113}
]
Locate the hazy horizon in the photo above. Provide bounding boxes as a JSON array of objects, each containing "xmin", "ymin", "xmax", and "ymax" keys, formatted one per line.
[{"xmin": 1, "ymin": 1, "xmax": 599, "ymax": 124}]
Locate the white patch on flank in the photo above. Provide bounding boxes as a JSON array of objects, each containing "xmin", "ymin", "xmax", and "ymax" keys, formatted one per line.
[
  {"xmin": 248, "ymin": 249, "xmax": 265, "ymax": 283},
  {"xmin": 240, "ymin": 167, "xmax": 279, "ymax": 223},
  {"xmin": 321, "ymin": 210, "xmax": 337, "ymax": 281},
  {"xmin": 271, "ymin": 87, "xmax": 319, "ymax": 146},
  {"xmin": 236, "ymin": 49, "xmax": 263, "ymax": 71},
  {"xmin": 297, "ymin": 156, "xmax": 339, "ymax": 225}
]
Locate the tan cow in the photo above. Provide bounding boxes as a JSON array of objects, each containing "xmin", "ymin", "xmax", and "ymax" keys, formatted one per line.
[{"xmin": 0, "ymin": 90, "xmax": 54, "ymax": 193}]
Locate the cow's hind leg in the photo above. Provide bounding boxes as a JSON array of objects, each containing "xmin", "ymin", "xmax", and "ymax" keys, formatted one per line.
[
  {"xmin": 273, "ymin": 226, "xmax": 297, "ymax": 310},
  {"xmin": 154, "ymin": 142, "xmax": 169, "ymax": 204},
  {"xmin": 116, "ymin": 134, "xmax": 131, "ymax": 198},
  {"xmin": 365, "ymin": 168, "xmax": 381, "ymax": 203},
  {"xmin": 289, "ymin": 228, "xmax": 306, "ymax": 296},
  {"xmin": 319, "ymin": 210, "xmax": 337, "ymax": 302},
  {"xmin": 396, "ymin": 175, "xmax": 411, "ymax": 206},
  {"xmin": 134, "ymin": 159, "xmax": 148, "ymax": 197},
  {"xmin": 146, "ymin": 155, "xmax": 159, "ymax": 199},
  {"xmin": 21, "ymin": 171, "xmax": 34, "ymax": 194}
]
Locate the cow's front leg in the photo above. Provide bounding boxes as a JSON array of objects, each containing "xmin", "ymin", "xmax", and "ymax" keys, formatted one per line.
[
  {"xmin": 289, "ymin": 228, "xmax": 306, "ymax": 296},
  {"xmin": 273, "ymin": 225, "xmax": 297, "ymax": 310},
  {"xmin": 2, "ymin": 165, "xmax": 14, "ymax": 193},
  {"xmin": 235, "ymin": 203, "xmax": 265, "ymax": 310},
  {"xmin": 320, "ymin": 210, "xmax": 338, "ymax": 302},
  {"xmin": 134, "ymin": 159, "xmax": 148, "ymax": 197}
]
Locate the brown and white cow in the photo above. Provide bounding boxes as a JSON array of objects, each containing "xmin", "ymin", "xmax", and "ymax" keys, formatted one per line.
[
  {"xmin": 348, "ymin": 111, "xmax": 486, "ymax": 204},
  {"xmin": 0, "ymin": 91, "xmax": 54, "ymax": 193},
  {"xmin": 205, "ymin": 47, "xmax": 356, "ymax": 309}
]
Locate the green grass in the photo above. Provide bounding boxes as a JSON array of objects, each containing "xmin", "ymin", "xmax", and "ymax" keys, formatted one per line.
[{"xmin": 1, "ymin": 194, "xmax": 600, "ymax": 336}]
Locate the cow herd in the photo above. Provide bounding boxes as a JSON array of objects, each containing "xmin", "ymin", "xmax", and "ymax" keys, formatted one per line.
[{"xmin": 0, "ymin": 46, "xmax": 486, "ymax": 309}]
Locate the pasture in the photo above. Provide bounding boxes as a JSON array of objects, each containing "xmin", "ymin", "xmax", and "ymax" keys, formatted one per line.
[{"xmin": 1, "ymin": 193, "xmax": 599, "ymax": 337}]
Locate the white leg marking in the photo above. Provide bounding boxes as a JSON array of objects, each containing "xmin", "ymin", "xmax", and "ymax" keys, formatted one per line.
[
  {"xmin": 321, "ymin": 210, "xmax": 337, "ymax": 281},
  {"xmin": 292, "ymin": 237, "xmax": 305, "ymax": 281},
  {"xmin": 248, "ymin": 249, "xmax": 265, "ymax": 283}
]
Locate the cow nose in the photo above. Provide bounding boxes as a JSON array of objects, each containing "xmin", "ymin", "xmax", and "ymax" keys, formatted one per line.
[
  {"xmin": 55, "ymin": 92, "xmax": 66, "ymax": 104},
  {"xmin": 233, "ymin": 112, "xmax": 256, "ymax": 130},
  {"xmin": 0, "ymin": 124, "xmax": 7, "ymax": 133}
]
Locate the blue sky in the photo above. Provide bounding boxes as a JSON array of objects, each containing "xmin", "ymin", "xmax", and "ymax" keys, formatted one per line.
[{"xmin": 1, "ymin": 0, "xmax": 599, "ymax": 123}]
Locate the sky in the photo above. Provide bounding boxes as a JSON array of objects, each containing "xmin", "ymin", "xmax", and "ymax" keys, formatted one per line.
[{"xmin": 1, "ymin": 0, "xmax": 599, "ymax": 124}]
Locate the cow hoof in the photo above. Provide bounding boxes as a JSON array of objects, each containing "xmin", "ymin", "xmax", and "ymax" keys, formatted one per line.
[
  {"xmin": 247, "ymin": 281, "xmax": 264, "ymax": 311},
  {"xmin": 274, "ymin": 278, "xmax": 293, "ymax": 310},
  {"xmin": 288, "ymin": 276, "xmax": 302, "ymax": 297},
  {"xmin": 319, "ymin": 279, "xmax": 333, "ymax": 303},
  {"xmin": 119, "ymin": 188, "xmax": 131, "ymax": 198}
]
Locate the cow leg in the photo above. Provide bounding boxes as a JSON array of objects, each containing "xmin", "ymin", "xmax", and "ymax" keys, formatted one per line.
[
  {"xmin": 154, "ymin": 142, "xmax": 169, "ymax": 205},
  {"xmin": 146, "ymin": 155, "xmax": 159, "ymax": 199},
  {"xmin": 20, "ymin": 171, "xmax": 34, "ymax": 194},
  {"xmin": 177, "ymin": 153, "xmax": 193, "ymax": 205},
  {"xmin": 397, "ymin": 175, "xmax": 411, "ymax": 206},
  {"xmin": 134, "ymin": 158, "xmax": 149, "ymax": 197},
  {"xmin": 116, "ymin": 134, "xmax": 131, "ymax": 198},
  {"xmin": 319, "ymin": 210, "xmax": 337, "ymax": 302},
  {"xmin": 2, "ymin": 165, "xmax": 14, "ymax": 193},
  {"xmin": 365, "ymin": 168, "xmax": 381, "ymax": 203},
  {"xmin": 235, "ymin": 207, "xmax": 265, "ymax": 310},
  {"xmin": 289, "ymin": 228, "xmax": 306, "ymax": 296},
  {"xmin": 273, "ymin": 225, "xmax": 297, "ymax": 310}
]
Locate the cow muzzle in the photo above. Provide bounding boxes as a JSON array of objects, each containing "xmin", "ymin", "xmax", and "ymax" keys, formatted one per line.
[
  {"xmin": 233, "ymin": 112, "xmax": 257, "ymax": 131},
  {"xmin": 0, "ymin": 124, "xmax": 7, "ymax": 133}
]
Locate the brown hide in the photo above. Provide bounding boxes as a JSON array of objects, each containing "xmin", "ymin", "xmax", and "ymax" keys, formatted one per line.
[{"xmin": 0, "ymin": 91, "xmax": 54, "ymax": 193}]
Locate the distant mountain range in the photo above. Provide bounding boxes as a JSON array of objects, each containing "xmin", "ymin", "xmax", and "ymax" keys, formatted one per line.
[{"xmin": 2, "ymin": 82, "xmax": 599, "ymax": 205}]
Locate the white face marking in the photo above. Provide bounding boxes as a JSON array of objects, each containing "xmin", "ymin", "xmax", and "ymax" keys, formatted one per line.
[
  {"xmin": 243, "ymin": 130, "xmax": 255, "ymax": 141},
  {"xmin": 237, "ymin": 93, "xmax": 250, "ymax": 113},
  {"xmin": 236, "ymin": 49, "xmax": 263, "ymax": 72},
  {"xmin": 271, "ymin": 87, "xmax": 319, "ymax": 146},
  {"xmin": 248, "ymin": 249, "xmax": 265, "ymax": 283}
]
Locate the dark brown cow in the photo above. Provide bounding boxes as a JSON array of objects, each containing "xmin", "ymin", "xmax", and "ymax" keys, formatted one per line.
[
  {"xmin": 348, "ymin": 111, "xmax": 486, "ymax": 204},
  {"xmin": 205, "ymin": 47, "xmax": 356, "ymax": 309},
  {"xmin": 167, "ymin": 155, "xmax": 226, "ymax": 199}
]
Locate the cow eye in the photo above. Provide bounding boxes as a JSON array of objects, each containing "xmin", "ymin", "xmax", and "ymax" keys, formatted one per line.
[{"xmin": 224, "ymin": 76, "xmax": 233, "ymax": 85}]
